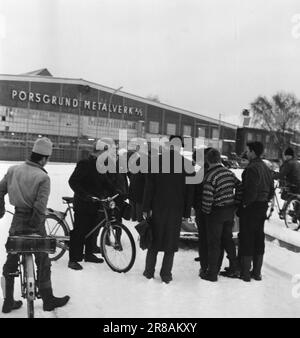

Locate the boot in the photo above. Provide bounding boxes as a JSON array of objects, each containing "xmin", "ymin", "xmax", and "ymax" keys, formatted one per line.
[
  {"xmin": 199, "ymin": 270, "xmax": 218, "ymax": 282},
  {"xmin": 40, "ymin": 288, "xmax": 70, "ymax": 311},
  {"xmin": 240, "ymin": 256, "xmax": 252, "ymax": 282},
  {"xmin": 84, "ymin": 254, "xmax": 104, "ymax": 263},
  {"xmin": 251, "ymin": 255, "xmax": 263, "ymax": 281},
  {"xmin": 219, "ymin": 258, "xmax": 240, "ymax": 278},
  {"xmin": 1, "ymin": 276, "xmax": 23, "ymax": 314}
]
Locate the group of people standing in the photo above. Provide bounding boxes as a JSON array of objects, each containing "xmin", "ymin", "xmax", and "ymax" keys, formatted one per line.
[
  {"xmin": 193, "ymin": 142, "xmax": 274, "ymax": 282},
  {"xmin": 0, "ymin": 133, "xmax": 298, "ymax": 314},
  {"xmin": 141, "ymin": 140, "xmax": 274, "ymax": 284}
]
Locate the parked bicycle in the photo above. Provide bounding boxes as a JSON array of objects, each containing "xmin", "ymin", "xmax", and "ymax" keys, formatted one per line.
[
  {"xmin": 45, "ymin": 194, "xmax": 136, "ymax": 273},
  {"xmin": 266, "ymin": 182, "xmax": 300, "ymax": 231},
  {"xmin": 284, "ymin": 194, "xmax": 300, "ymax": 231},
  {"xmin": 4, "ymin": 235, "xmax": 56, "ymax": 318}
]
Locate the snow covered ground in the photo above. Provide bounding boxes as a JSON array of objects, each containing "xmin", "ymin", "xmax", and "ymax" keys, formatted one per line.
[{"xmin": 0, "ymin": 162, "xmax": 300, "ymax": 318}]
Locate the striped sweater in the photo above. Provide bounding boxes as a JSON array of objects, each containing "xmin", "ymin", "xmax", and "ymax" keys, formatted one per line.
[{"xmin": 202, "ymin": 164, "xmax": 242, "ymax": 214}]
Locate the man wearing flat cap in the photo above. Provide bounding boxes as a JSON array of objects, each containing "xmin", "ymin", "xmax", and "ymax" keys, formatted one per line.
[
  {"xmin": 0, "ymin": 137, "xmax": 70, "ymax": 314},
  {"xmin": 68, "ymin": 138, "xmax": 122, "ymax": 270}
]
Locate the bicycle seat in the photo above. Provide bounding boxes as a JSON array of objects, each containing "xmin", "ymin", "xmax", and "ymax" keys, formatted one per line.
[{"xmin": 62, "ymin": 197, "xmax": 74, "ymax": 203}]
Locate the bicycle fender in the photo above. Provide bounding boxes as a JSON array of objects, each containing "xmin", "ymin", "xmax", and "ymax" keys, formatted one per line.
[
  {"xmin": 25, "ymin": 255, "xmax": 35, "ymax": 301},
  {"xmin": 46, "ymin": 208, "xmax": 65, "ymax": 220}
]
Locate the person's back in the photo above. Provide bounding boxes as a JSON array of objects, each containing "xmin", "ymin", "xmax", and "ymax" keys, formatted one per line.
[
  {"xmin": 0, "ymin": 137, "xmax": 70, "ymax": 314},
  {"xmin": 3, "ymin": 161, "xmax": 50, "ymax": 235},
  {"xmin": 202, "ymin": 163, "xmax": 241, "ymax": 214},
  {"xmin": 274, "ymin": 147, "xmax": 300, "ymax": 193},
  {"xmin": 200, "ymin": 148, "xmax": 240, "ymax": 281},
  {"xmin": 142, "ymin": 136, "xmax": 193, "ymax": 283},
  {"xmin": 279, "ymin": 158, "xmax": 300, "ymax": 191}
]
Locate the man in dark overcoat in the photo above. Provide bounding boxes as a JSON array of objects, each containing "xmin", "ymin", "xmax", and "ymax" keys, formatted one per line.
[
  {"xmin": 128, "ymin": 147, "xmax": 146, "ymax": 222},
  {"xmin": 142, "ymin": 136, "xmax": 193, "ymax": 283},
  {"xmin": 68, "ymin": 140, "xmax": 119, "ymax": 270}
]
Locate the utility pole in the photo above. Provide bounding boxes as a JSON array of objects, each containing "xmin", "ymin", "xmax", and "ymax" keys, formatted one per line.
[
  {"xmin": 107, "ymin": 86, "xmax": 123, "ymax": 138},
  {"xmin": 218, "ymin": 113, "xmax": 222, "ymax": 151}
]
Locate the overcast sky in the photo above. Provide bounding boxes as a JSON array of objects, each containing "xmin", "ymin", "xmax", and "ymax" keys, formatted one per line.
[{"xmin": 0, "ymin": 0, "xmax": 300, "ymax": 126}]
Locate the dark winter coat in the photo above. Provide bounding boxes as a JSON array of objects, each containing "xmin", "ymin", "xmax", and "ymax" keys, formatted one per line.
[
  {"xmin": 128, "ymin": 156, "xmax": 146, "ymax": 203},
  {"xmin": 142, "ymin": 151, "xmax": 193, "ymax": 252},
  {"xmin": 68, "ymin": 155, "xmax": 117, "ymax": 214},
  {"xmin": 242, "ymin": 158, "xmax": 274, "ymax": 206},
  {"xmin": 273, "ymin": 159, "xmax": 300, "ymax": 193}
]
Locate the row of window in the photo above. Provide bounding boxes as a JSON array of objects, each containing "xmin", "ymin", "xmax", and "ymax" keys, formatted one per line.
[
  {"xmin": 247, "ymin": 132, "xmax": 270, "ymax": 143},
  {"xmin": 149, "ymin": 121, "xmax": 220, "ymax": 139},
  {"xmin": 1, "ymin": 106, "xmax": 222, "ymax": 139}
]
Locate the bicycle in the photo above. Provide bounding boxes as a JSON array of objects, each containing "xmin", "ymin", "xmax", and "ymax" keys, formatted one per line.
[
  {"xmin": 4, "ymin": 235, "xmax": 56, "ymax": 318},
  {"xmin": 266, "ymin": 182, "xmax": 300, "ymax": 230},
  {"xmin": 266, "ymin": 182, "xmax": 286, "ymax": 220},
  {"xmin": 45, "ymin": 194, "xmax": 136, "ymax": 273},
  {"xmin": 284, "ymin": 194, "xmax": 300, "ymax": 231}
]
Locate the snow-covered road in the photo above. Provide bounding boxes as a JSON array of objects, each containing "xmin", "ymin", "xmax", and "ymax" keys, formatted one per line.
[{"xmin": 0, "ymin": 162, "xmax": 300, "ymax": 318}]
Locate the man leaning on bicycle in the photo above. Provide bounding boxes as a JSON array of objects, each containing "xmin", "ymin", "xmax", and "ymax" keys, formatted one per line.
[{"xmin": 68, "ymin": 139, "xmax": 126, "ymax": 271}]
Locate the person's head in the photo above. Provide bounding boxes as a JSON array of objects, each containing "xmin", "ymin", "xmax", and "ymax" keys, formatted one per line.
[
  {"xmin": 206, "ymin": 148, "xmax": 221, "ymax": 166},
  {"xmin": 284, "ymin": 147, "xmax": 294, "ymax": 161},
  {"xmin": 30, "ymin": 137, "xmax": 53, "ymax": 167},
  {"xmin": 246, "ymin": 141, "xmax": 264, "ymax": 161}
]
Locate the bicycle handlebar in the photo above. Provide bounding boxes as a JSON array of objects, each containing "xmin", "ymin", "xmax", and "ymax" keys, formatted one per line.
[{"xmin": 90, "ymin": 194, "xmax": 120, "ymax": 203}]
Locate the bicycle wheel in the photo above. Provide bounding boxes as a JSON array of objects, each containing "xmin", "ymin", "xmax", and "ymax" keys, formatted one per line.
[
  {"xmin": 45, "ymin": 214, "xmax": 69, "ymax": 261},
  {"xmin": 24, "ymin": 254, "xmax": 35, "ymax": 318},
  {"xmin": 266, "ymin": 197, "xmax": 275, "ymax": 220},
  {"xmin": 284, "ymin": 198, "xmax": 300, "ymax": 231},
  {"xmin": 100, "ymin": 222, "xmax": 136, "ymax": 273}
]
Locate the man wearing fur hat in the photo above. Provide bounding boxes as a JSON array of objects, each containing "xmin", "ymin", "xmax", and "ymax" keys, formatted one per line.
[{"xmin": 0, "ymin": 137, "xmax": 70, "ymax": 314}]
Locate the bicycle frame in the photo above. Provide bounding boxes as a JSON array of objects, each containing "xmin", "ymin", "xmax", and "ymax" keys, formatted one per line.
[
  {"xmin": 46, "ymin": 195, "xmax": 136, "ymax": 272},
  {"xmin": 272, "ymin": 191, "xmax": 282, "ymax": 214},
  {"xmin": 12, "ymin": 252, "xmax": 37, "ymax": 318},
  {"xmin": 84, "ymin": 203, "xmax": 118, "ymax": 241},
  {"xmin": 46, "ymin": 203, "xmax": 73, "ymax": 241}
]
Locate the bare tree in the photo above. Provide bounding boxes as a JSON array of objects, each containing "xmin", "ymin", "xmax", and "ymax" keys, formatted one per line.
[{"xmin": 250, "ymin": 92, "xmax": 300, "ymax": 156}]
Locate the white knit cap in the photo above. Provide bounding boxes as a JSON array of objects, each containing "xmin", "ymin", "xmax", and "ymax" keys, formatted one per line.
[{"xmin": 32, "ymin": 137, "xmax": 53, "ymax": 156}]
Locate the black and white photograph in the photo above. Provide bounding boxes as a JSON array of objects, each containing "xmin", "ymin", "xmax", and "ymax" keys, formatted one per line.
[{"xmin": 0, "ymin": 0, "xmax": 300, "ymax": 321}]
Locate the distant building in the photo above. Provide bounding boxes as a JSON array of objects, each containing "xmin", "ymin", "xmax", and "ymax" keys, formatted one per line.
[
  {"xmin": 236, "ymin": 127, "xmax": 300, "ymax": 159},
  {"xmin": 0, "ymin": 69, "xmax": 237, "ymax": 162}
]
